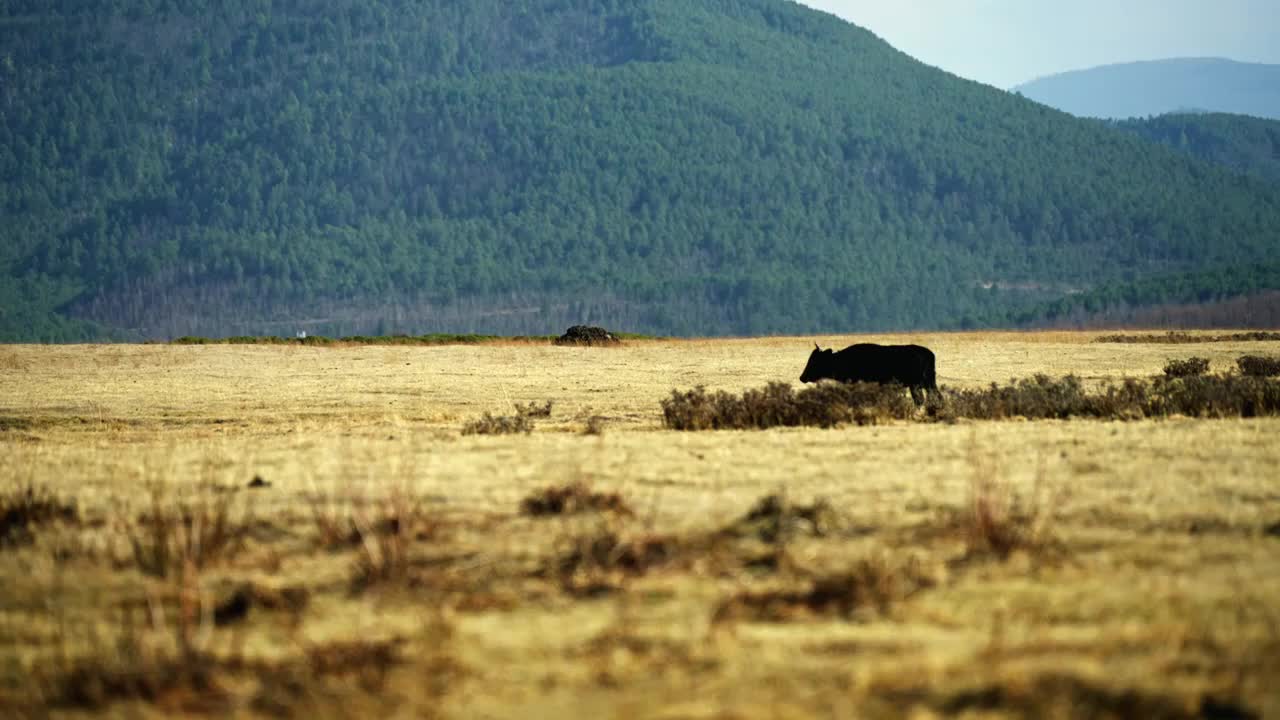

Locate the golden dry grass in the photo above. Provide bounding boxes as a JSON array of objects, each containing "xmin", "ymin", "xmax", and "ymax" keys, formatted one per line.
[{"xmin": 1, "ymin": 332, "xmax": 1279, "ymax": 718}]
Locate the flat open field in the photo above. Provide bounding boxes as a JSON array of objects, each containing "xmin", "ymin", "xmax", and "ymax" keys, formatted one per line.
[{"xmin": 2, "ymin": 331, "xmax": 1279, "ymax": 718}]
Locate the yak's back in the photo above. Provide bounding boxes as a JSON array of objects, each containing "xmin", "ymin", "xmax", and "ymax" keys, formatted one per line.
[{"xmin": 835, "ymin": 343, "xmax": 934, "ymax": 385}]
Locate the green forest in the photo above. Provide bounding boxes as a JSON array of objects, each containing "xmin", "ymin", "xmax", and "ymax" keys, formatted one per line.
[
  {"xmin": 1116, "ymin": 113, "xmax": 1280, "ymax": 185},
  {"xmin": 3, "ymin": 0, "xmax": 1279, "ymax": 340}
]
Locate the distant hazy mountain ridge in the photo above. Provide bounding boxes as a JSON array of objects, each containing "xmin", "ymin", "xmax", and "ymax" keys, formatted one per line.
[
  {"xmin": 3, "ymin": 2, "xmax": 1279, "ymax": 340},
  {"xmin": 1014, "ymin": 58, "xmax": 1280, "ymax": 120}
]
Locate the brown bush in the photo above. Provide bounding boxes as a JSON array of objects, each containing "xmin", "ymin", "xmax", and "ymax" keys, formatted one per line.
[
  {"xmin": 943, "ymin": 375, "xmax": 1101, "ymax": 420},
  {"xmin": 959, "ymin": 475, "xmax": 1060, "ymax": 560},
  {"xmin": 1145, "ymin": 374, "xmax": 1280, "ymax": 418},
  {"xmin": 348, "ymin": 492, "xmax": 441, "ymax": 592},
  {"xmin": 670, "ymin": 372, "xmax": 1280, "ymax": 429},
  {"xmin": 462, "ymin": 412, "xmax": 533, "ymax": 435},
  {"xmin": 1237, "ymin": 355, "xmax": 1280, "ymax": 377},
  {"xmin": 541, "ymin": 526, "xmax": 696, "ymax": 595},
  {"xmin": 713, "ymin": 556, "xmax": 936, "ymax": 623},
  {"xmin": 127, "ymin": 485, "xmax": 247, "ymax": 578},
  {"xmin": 721, "ymin": 494, "xmax": 838, "ymax": 543},
  {"xmin": 519, "ymin": 482, "xmax": 632, "ymax": 517},
  {"xmin": 661, "ymin": 381, "xmax": 915, "ymax": 431},
  {"xmin": 1095, "ymin": 331, "xmax": 1280, "ymax": 344},
  {"xmin": 1163, "ymin": 357, "xmax": 1210, "ymax": 377},
  {"xmin": 514, "ymin": 400, "xmax": 554, "ymax": 418}
]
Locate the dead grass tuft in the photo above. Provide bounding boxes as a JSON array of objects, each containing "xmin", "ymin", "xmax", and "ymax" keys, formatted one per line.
[
  {"xmin": 514, "ymin": 400, "xmax": 554, "ymax": 418},
  {"xmin": 519, "ymin": 481, "xmax": 633, "ymax": 517},
  {"xmin": 252, "ymin": 613, "xmax": 459, "ymax": 716},
  {"xmin": 42, "ymin": 641, "xmax": 224, "ymax": 713},
  {"xmin": 876, "ymin": 672, "xmax": 1259, "ymax": 720},
  {"xmin": 126, "ymin": 485, "xmax": 247, "ymax": 578},
  {"xmin": 1, "ymin": 480, "xmax": 77, "ymax": 547},
  {"xmin": 958, "ymin": 473, "xmax": 1061, "ymax": 561},
  {"xmin": 461, "ymin": 412, "xmax": 534, "ymax": 435},
  {"xmin": 722, "ymin": 493, "xmax": 838, "ymax": 543},
  {"xmin": 348, "ymin": 491, "xmax": 440, "ymax": 592},
  {"xmin": 35, "ymin": 566, "xmax": 227, "ymax": 712},
  {"xmin": 582, "ymin": 415, "xmax": 606, "ymax": 435},
  {"xmin": 713, "ymin": 555, "xmax": 936, "ymax": 623},
  {"xmin": 544, "ymin": 525, "xmax": 689, "ymax": 595}
]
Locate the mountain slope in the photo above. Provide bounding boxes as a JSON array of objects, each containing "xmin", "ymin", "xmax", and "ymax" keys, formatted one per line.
[
  {"xmin": 3, "ymin": 0, "xmax": 1280, "ymax": 340},
  {"xmin": 1113, "ymin": 113, "xmax": 1280, "ymax": 184},
  {"xmin": 1014, "ymin": 58, "xmax": 1280, "ymax": 120}
]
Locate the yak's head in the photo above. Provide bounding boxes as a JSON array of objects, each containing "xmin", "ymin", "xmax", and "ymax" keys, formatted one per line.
[{"xmin": 799, "ymin": 343, "xmax": 835, "ymax": 383}]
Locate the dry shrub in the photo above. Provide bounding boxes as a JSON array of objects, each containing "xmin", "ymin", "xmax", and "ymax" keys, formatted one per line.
[
  {"xmin": 1095, "ymin": 331, "xmax": 1280, "ymax": 344},
  {"xmin": 582, "ymin": 415, "xmax": 606, "ymax": 435},
  {"xmin": 941, "ymin": 374, "xmax": 1280, "ymax": 421},
  {"xmin": 1163, "ymin": 357, "xmax": 1210, "ymax": 377},
  {"xmin": 1237, "ymin": 355, "xmax": 1280, "ymax": 377},
  {"xmin": 40, "ymin": 632, "xmax": 223, "ymax": 712},
  {"xmin": 943, "ymin": 375, "xmax": 1102, "ymax": 420},
  {"xmin": 959, "ymin": 474, "xmax": 1060, "ymax": 561},
  {"xmin": 252, "ymin": 612, "xmax": 460, "ymax": 716},
  {"xmin": 666, "ymin": 375, "xmax": 1280, "ymax": 427},
  {"xmin": 875, "ymin": 672, "xmax": 1256, "ymax": 720},
  {"xmin": 127, "ymin": 485, "xmax": 247, "ymax": 578},
  {"xmin": 722, "ymin": 493, "xmax": 838, "ymax": 543},
  {"xmin": 35, "ymin": 565, "xmax": 226, "ymax": 712},
  {"xmin": 713, "ymin": 555, "xmax": 936, "ymax": 623},
  {"xmin": 307, "ymin": 491, "xmax": 360, "ymax": 549},
  {"xmin": 1144, "ymin": 374, "xmax": 1280, "ymax": 418},
  {"xmin": 461, "ymin": 412, "xmax": 533, "ymax": 435},
  {"xmin": 1, "ymin": 480, "xmax": 77, "ymax": 547},
  {"xmin": 348, "ymin": 491, "xmax": 440, "ymax": 592},
  {"xmin": 519, "ymin": 481, "xmax": 632, "ymax": 517},
  {"xmin": 662, "ymin": 381, "xmax": 915, "ymax": 431},
  {"xmin": 543, "ymin": 526, "xmax": 687, "ymax": 595},
  {"xmin": 514, "ymin": 400, "xmax": 554, "ymax": 418},
  {"xmin": 303, "ymin": 637, "xmax": 406, "ymax": 691}
]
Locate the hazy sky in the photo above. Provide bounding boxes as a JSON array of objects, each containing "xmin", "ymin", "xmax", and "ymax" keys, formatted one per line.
[{"xmin": 797, "ymin": 0, "xmax": 1280, "ymax": 88}]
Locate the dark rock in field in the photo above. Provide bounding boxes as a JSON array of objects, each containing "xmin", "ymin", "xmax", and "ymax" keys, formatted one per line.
[
  {"xmin": 554, "ymin": 325, "xmax": 621, "ymax": 347},
  {"xmin": 214, "ymin": 585, "xmax": 253, "ymax": 625},
  {"xmin": 248, "ymin": 475, "xmax": 271, "ymax": 489},
  {"xmin": 214, "ymin": 583, "xmax": 310, "ymax": 627},
  {"xmin": 1263, "ymin": 521, "xmax": 1280, "ymax": 537}
]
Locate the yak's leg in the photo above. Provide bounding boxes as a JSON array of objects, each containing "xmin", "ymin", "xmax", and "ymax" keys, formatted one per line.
[{"xmin": 910, "ymin": 386, "xmax": 924, "ymax": 407}]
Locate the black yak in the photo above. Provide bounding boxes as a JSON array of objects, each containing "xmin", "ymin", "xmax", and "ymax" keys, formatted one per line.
[{"xmin": 799, "ymin": 343, "xmax": 938, "ymax": 406}]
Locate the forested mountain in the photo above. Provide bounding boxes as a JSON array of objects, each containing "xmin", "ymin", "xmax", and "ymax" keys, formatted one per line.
[
  {"xmin": 1014, "ymin": 58, "xmax": 1280, "ymax": 120},
  {"xmin": 3, "ymin": 1, "xmax": 1280, "ymax": 341},
  {"xmin": 1114, "ymin": 113, "xmax": 1280, "ymax": 184}
]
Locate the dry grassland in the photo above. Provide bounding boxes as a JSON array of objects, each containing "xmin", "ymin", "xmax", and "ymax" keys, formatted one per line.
[{"xmin": 1, "ymin": 331, "xmax": 1279, "ymax": 718}]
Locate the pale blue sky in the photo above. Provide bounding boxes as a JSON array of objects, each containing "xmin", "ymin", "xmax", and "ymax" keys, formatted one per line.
[{"xmin": 797, "ymin": 0, "xmax": 1280, "ymax": 88}]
